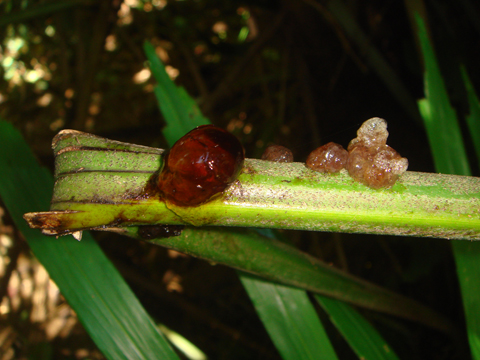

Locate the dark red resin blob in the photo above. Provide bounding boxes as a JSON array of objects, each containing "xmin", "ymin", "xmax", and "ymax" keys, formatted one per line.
[
  {"xmin": 306, "ymin": 142, "xmax": 348, "ymax": 173},
  {"xmin": 261, "ymin": 145, "xmax": 294, "ymax": 163},
  {"xmin": 157, "ymin": 125, "xmax": 245, "ymax": 206}
]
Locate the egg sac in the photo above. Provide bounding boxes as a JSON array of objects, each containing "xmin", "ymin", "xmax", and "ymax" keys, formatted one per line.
[
  {"xmin": 306, "ymin": 142, "xmax": 348, "ymax": 173},
  {"xmin": 261, "ymin": 145, "xmax": 294, "ymax": 163},
  {"xmin": 346, "ymin": 118, "xmax": 408, "ymax": 188}
]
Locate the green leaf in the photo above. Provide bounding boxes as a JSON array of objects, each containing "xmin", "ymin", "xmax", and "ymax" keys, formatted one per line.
[
  {"xmin": 316, "ymin": 296, "xmax": 399, "ymax": 360},
  {"xmin": 415, "ymin": 13, "xmax": 480, "ymax": 359},
  {"xmin": 118, "ymin": 226, "xmax": 448, "ymax": 332},
  {"xmin": 144, "ymin": 41, "xmax": 208, "ymax": 146},
  {"xmin": 0, "ymin": 120, "xmax": 179, "ymax": 360},
  {"xmin": 460, "ymin": 65, "xmax": 480, "ymax": 168},
  {"xmin": 241, "ymin": 275, "xmax": 338, "ymax": 360},
  {"xmin": 415, "ymin": 14, "xmax": 471, "ymax": 176}
]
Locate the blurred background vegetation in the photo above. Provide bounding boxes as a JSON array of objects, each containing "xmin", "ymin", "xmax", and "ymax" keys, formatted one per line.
[{"xmin": 0, "ymin": 0, "xmax": 479, "ymax": 359}]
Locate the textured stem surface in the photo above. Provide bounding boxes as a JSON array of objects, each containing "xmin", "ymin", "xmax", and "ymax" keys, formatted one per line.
[{"xmin": 24, "ymin": 130, "xmax": 480, "ymax": 240}]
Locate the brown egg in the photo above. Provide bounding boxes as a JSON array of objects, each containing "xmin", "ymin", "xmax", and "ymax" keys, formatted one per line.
[
  {"xmin": 261, "ymin": 145, "xmax": 294, "ymax": 163},
  {"xmin": 306, "ymin": 142, "xmax": 348, "ymax": 173}
]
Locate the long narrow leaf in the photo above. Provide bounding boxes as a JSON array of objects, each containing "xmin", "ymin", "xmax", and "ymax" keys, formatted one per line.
[
  {"xmin": 415, "ymin": 15, "xmax": 471, "ymax": 176},
  {"xmin": 415, "ymin": 13, "xmax": 480, "ymax": 359},
  {"xmin": 316, "ymin": 296, "xmax": 399, "ymax": 360},
  {"xmin": 241, "ymin": 275, "xmax": 338, "ymax": 360},
  {"xmin": 144, "ymin": 41, "xmax": 208, "ymax": 144},
  {"xmin": 460, "ymin": 65, "xmax": 480, "ymax": 168},
  {"xmin": 0, "ymin": 120, "xmax": 179, "ymax": 360},
  {"xmin": 125, "ymin": 226, "xmax": 448, "ymax": 331}
]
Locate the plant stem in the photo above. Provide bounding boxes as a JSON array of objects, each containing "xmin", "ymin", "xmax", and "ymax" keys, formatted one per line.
[{"xmin": 24, "ymin": 130, "xmax": 480, "ymax": 240}]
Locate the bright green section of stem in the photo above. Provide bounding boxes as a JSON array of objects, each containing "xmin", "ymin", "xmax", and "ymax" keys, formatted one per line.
[{"xmin": 39, "ymin": 131, "xmax": 480, "ymax": 240}]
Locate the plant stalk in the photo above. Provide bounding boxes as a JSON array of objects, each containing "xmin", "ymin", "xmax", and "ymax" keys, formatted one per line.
[{"xmin": 24, "ymin": 130, "xmax": 480, "ymax": 240}]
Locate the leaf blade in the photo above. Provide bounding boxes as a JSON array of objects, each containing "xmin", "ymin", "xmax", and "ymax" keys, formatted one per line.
[
  {"xmin": 415, "ymin": 13, "xmax": 480, "ymax": 359},
  {"xmin": 144, "ymin": 41, "xmax": 208, "ymax": 145},
  {"xmin": 0, "ymin": 120, "xmax": 179, "ymax": 360},
  {"xmin": 460, "ymin": 65, "xmax": 480, "ymax": 168},
  {"xmin": 316, "ymin": 296, "xmax": 400, "ymax": 360},
  {"xmin": 241, "ymin": 275, "xmax": 338, "ymax": 360}
]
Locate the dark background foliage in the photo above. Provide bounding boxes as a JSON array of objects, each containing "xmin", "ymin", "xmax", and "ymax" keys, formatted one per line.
[{"xmin": 0, "ymin": 0, "xmax": 479, "ymax": 359}]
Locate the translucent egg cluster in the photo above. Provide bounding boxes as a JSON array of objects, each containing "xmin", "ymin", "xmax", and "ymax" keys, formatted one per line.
[
  {"xmin": 346, "ymin": 117, "xmax": 408, "ymax": 188},
  {"xmin": 261, "ymin": 145, "xmax": 294, "ymax": 163}
]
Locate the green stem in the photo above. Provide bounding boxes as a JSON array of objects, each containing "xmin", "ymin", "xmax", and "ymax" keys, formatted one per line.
[{"xmin": 24, "ymin": 130, "xmax": 480, "ymax": 240}]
